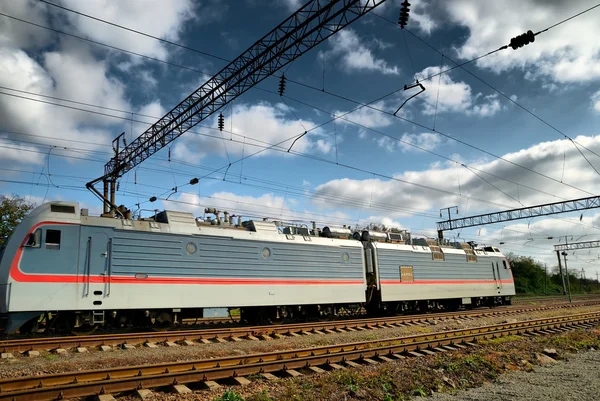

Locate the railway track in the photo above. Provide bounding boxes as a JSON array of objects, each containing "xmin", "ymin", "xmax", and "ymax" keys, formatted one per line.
[
  {"xmin": 0, "ymin": 311, "xmax": 598, "ymax": 401},
  {"xmin": 1, "ymin": 300, "xmax": 598, "ymax": 354}
]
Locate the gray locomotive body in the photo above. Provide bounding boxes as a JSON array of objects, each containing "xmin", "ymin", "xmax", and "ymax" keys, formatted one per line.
[{"xmin": 0, "ymin": 201, "xmax": 514, "ymax": 334}]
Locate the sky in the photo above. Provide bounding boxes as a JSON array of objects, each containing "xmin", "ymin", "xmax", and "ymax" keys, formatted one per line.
[{"xmin": 1, "ymin": 0, "xmax": 600, "ymax": 278}]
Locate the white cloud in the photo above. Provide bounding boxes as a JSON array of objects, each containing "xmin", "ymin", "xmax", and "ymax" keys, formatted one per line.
[
  {"xmin": 0, "ymin": 0, "xmax": 53, "ymax": 49},
  {"xmin": 398, "ymin": 133, "xmax": 443, "ymax": 152},
  {"xmin": 592, "ymin": 90, "xmax": 600, "ymax": 112},
  {"xmin": 172, "ymin": 101, "xmax": 332, "ymax": 163},
  {"xmin": 57, "ymin": 0, "xmax": 199, "ymax": 61},
  {"xmin": 279, "ymin": 0, "xmax": 302, "ymax": 12},
  {"xmin": 375, "ymin": 0, "xmax": 436, "ymax": 35},
  {"xmin": 320, "ymin": 29, "xmax": 399, "ymax": 75},
  {"xmin": 375, "ymin": 132, "xmax": 444, "ymax": 154},
  {"xmin": 445, "ymin": 0, "xmax": 600, "ymax": 83},
  {"xmin": 333, "ymin": 101, "xmax": 394, "ymax": 129},
  {"xmin": 314, "ymin": 135, "xmax": 600, "ymax": 217},
  {"xmin": 0, "ymin": 46, "xmax": 120, "ymax": 165},
  {"xmin": 418, "ymin": 65, "xmax": 472, "ymax": 114},
  {"xmin": 417, "ymin": 65, "xmax": 505, "ymax": 116},
  {"xmin": 466, "ymin": 94, "xmax": 503, "ymax": 117}
]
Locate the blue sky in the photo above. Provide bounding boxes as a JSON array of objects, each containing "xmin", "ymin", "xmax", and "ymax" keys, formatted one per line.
[{"xmin": 2, "ymin": 0, "xmax": 600, "ymax": 276}]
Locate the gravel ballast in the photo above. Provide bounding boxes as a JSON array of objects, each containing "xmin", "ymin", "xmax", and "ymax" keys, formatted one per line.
[
  {"xmin": 420, "ymin": 349, "xmax": 600, "ymax": 401},
  {"xmin": 0, "ymin": 304, "xmax": 598, "ymax": 379}
]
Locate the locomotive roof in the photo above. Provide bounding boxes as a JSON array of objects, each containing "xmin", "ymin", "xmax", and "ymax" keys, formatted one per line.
[{"xmin": 31, "ymin": 201, "xmax": 507, "ymax": 257}]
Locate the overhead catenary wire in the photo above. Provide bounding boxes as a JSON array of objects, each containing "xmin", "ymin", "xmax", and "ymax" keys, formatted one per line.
[
  {"xmin": 5, "ymin": 5, "xmax": 600, "ymax": 228},
  {"xmin": 0, "ymin": 84, "xmax": 591, "ymax": 205},
  {"xmin": 372, "ymin": 5, "xmax": 600, "ymax": 170},
  {"xmin": 0, "ymin": 86, "xmax": 596, "ymax": 223},
  {"xmin": 3, "ymin": 11, "xmax": 597, "ymax": 201}
]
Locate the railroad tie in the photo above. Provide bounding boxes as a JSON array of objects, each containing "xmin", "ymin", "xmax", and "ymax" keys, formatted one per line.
[
  {"xmin": 282, "ymin": 369, "xmax": 303, "ymax": 378},
  {"xmin": 328, "ymin": 363, "xmax": 346, "ymax": 370},
  {"xmin": 232, "ymin": 376, "xmax": 252, "ymax": 386},
  {"xmin": 134, "ymin": 389, "xmax": 154, "ymax": 400},
  {"xmin": 261, "ymin": 373, "xmax": 279, "ymax": 381},
  {"xmin": 308, "ymin": 366, "xmax": 326, "ymax": 374},
  {"xmin": 171, "ymin": 384, "xmax": 193, "ymax": 394},
  {"xmin": 344, "ymin": 360, "xmax": 362, "ymax": 368},
  {"xmin": 94, "ymin": 395, "xmax": 116, "ymax": 401},
  {"xmin": 378, "ymin": 356, "xmax": 394, "ymax": 363}
]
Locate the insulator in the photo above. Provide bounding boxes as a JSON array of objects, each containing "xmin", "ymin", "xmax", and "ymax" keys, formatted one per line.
[
  {"xmin": 509, "ymin": 30, "xmax": 535, "ymax": 50},
  {"xmin": 278, "ymin": 74, "xmax": 286, "ymax": 96},
  {"xmin": 149, "ymin": 196, "xmax": 157, "ymax": 202},
  {"xmin": 218, "ymin": 113, "xmax": 224, "ymax": 131},
  {"xmin": 398, "ymin": 0, "xmax": 410, "ymax": 28},
  {"xmin": 189, "ymin": 177, "xmax": 199, "ymax": 185},
  {"xmin": 116, "ymin": 182, "xmax": 120, "ymax": 191}
]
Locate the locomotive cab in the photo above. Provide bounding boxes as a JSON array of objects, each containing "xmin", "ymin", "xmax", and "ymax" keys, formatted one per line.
[{"xmin": 0, "ymin": 201, "xmax": 81, "ymax": 334}]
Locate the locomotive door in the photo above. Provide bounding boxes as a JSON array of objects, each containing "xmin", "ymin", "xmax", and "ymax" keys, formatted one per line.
[
  {"xmin": 491, "ymin": 262, "xmax": 501, "ymax": 292},
  {"xmin": 81, "ymin": 230, "xmax": 111, "ymax": 302}
]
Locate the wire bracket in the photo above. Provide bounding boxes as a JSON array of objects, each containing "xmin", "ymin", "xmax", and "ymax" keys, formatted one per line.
[{"xmin": 394, "ymin": 81, "xmax": 425, "ymax": 116}]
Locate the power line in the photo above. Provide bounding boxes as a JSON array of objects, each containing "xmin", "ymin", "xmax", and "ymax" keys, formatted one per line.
[
  {"xmin": 373, "ymin": 5, "xmax": 600, "ymax": 171},
  {"xmin": 37, "ymin": 0, "xmax": 231, "ymax": 63},
  {"xmin": 3, "ymin": 87, "xmax": 597, "ymax": 229},
  {"xmin": 0, "ymin": 83, "xmax": 589, "ymax": 206},
  {"xmin": 5, "ymin": 6, "xmax": 600, "ymax": 216},
  {"xmin": 4, "ymin": 10, "xmax": 596, "ymax": 201}
]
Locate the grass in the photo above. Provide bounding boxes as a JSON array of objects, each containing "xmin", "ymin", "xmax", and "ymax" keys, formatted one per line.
[{"xmin": 214, "ymin": 390, "xmax": 245, "ymax": 401}]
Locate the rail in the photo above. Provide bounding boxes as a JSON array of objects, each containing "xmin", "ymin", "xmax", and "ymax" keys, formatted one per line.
[
  {"xmin": 0, "ymin": 311, "xmax": 598, "ymax": 400},
  {"xmin": 1, "ymin": 299, "xmax": 598, "ymax": 353}
]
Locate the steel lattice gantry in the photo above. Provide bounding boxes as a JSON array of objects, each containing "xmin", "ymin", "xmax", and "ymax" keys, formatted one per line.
[
  {"xmin": 436, "ymin": 195, "xmax": 600, "ymax": 239},
  {"xmin": 554, "ymin": 240, "xmax": 600, "ymax": 252},
  {"xmin": 86, "ymin": 0, "xmax": 387, "ymax": 215}
]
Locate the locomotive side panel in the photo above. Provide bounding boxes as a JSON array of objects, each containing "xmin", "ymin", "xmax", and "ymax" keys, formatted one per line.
[
  {"xmin": 374, "ymin": 243, "xmax": 515, "ymax": 302},
  {"xmin": 97, "ymin": 228, "xmax": 367, "ymax": 309},
  {"xmin": 8, "ymin": 222, "xmax": 366, "ymax": 312}
]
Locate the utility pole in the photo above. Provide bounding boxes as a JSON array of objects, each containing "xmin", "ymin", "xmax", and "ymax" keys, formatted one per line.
[
  {"xmin": 438, "ymin": 206, "xmax": 458, "ymax": 241},
  {"xmin": 596, "ymin": 271, "xmax": 599, "ymax": 290},
  {"xmin": 556, "ymin": 250, "xmax": 567, "ymax": 295},
  {"xmin": 544, "ymin": 263, "xmax": 547, "ymax": 294},
  {"xmin": 562, "ymin": 251, "xmax": 572, "ymax": 303}
]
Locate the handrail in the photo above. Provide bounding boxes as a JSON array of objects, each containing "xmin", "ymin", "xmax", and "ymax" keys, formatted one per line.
[
  {"xmin": 107, "ymin": 238, "xmax": 112, "ymax": 296},
  {"xmin": 86, "ymin": 237, "xmax": 91, "ymax": 297}
]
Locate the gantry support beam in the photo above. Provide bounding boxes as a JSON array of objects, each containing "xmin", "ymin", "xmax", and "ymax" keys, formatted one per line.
[
  {"xmin": 437, "ymin": 194, "xmax": 600, "ymax": 239},
  {"xmin": 86, "ymin": 0, "xmax": 387, "ymax": 215},
  {"xmin": 554, "ymin": 240, "xmax": 600, "ymax": 251}
]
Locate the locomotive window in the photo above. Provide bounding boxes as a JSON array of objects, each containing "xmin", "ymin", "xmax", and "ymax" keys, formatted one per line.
[
  {"xmin": 45, "ymin": 229, "xmax": 61, "ymax": 250},
  {"xmin": 503, "ymin": 260, "xmax": 508, "ymax": 269}
]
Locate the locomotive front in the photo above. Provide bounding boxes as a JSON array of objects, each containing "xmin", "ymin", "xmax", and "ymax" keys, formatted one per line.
[{"xmin": 0, "ymin": 201, "xmax": 82, "ymax": 334}]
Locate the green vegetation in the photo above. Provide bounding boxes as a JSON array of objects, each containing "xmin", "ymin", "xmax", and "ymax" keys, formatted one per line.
[
  {"xmin": 214, "ymin": 390, "xmax": 245, "ymax": 401},
  {"xmin": 507, "ymin": 253, "xmax": 600, "ymax": 295},
  {"xmin": 235, "ymin": 326, "xmax": 600, "ymax": 401},
  {"xmin": 0, "ymin": 194, "xmax": 35, "ymax": 243}
]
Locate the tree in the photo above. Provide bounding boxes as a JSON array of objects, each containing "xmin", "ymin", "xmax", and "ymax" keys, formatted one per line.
[{"xmin": 0, "ymin": 194, "xmax": 35, "ymax": 242}]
